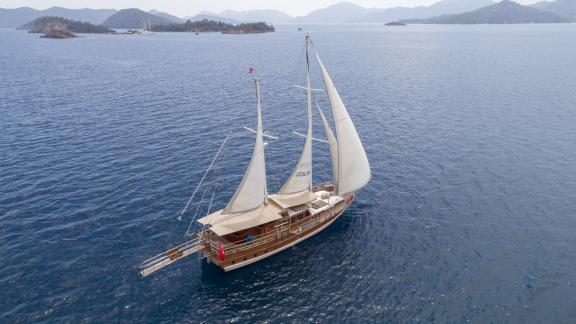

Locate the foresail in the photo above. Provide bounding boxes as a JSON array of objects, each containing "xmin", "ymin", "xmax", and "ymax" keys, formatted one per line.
[
  {"xmin": 316, "ymin": 53, "xmax": 371, "ymax": 195},
  {"xmin": 279, "ymin": 36, "xmax": 313, "ymax": 194},
  {"xmin": 317, "ymin": 103, "xmax": 338, "ymax": 190},
  {"xmin": 223, "ymin": 79, "xmax": 268, "ymax": 214}
]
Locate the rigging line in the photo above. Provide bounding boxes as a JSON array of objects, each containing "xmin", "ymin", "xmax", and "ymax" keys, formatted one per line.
[
  {"xmin": 205, "ymin": 188, "xmax": 217, "ymax": 216},
  {"xmin": 212, "ymin": 134, "xmax": 231, "ymax": 189},
  {"xmin": 265, "ymin": 138, "xmax": 282, "ymax": 193},
  {"xmin": 186, "ymin": 135, "xmax": 230, "ymax": 237},
  {"xmin": 293, "ymin": 131, "xmax": 329, "ymax": 143},
  {"xmin": 294, "ymin": 85, "xmax": 325, "ymax": 92},
  {"xmin": 178, "ymin": 132, "xmax": 231, "ymax": 221},
  {"xmin": 195, "ymin": 188, "xmax": 217, "ymax": 245},
  {"xmin": 185, "ymin": 185, "xmax": 210, "ymax": 236},
  {"xmin": 314, "ymin": 98, "xmax": 334, "ymax": 129}
]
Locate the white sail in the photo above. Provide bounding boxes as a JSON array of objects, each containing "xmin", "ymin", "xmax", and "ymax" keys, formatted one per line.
[
  {"xmin": 317, "ymin": 103, "xmax": 338, "ymax": 190},
  {"xmin": 223, "ymin": 79, "xmax": 268, "ymax": 214},
  {"xmin": 279, "ymin": 36, "xmax": 313, "ymax": 194},
  {"xmin": 316, "ymin": 53, "xmax": 371, "ymax": 195}
]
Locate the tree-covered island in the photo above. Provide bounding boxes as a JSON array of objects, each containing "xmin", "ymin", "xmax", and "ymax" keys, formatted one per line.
[
  {"xmin": 21, "ymin": 16, "xmax": 115, "ymax": 37},
  {"xmin": 151, "ymin": 19, "xmax": 274, "ymax": 34}
]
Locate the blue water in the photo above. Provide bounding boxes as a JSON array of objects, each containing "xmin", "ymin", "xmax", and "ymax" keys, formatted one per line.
[{"xmin": 1, "ymin": 24, "xmax": 576, "ymax": 323}]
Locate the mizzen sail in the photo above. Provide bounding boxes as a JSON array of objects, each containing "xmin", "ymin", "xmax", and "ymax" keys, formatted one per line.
[
  {"xmin": 223, "ymin": 79, "xmax": 268, "ymax": 214},
  {"xmin": 316, "ymin": 53, "xmax": 371, "ymax": 195}
]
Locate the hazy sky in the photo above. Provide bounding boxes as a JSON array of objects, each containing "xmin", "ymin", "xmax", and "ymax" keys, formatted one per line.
[{"xmin": 0, "ymin": 0, "xmax": 541, "ymax": 16}]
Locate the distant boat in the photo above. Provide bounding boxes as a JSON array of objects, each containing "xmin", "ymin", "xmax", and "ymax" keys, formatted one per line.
[
  {"xmin": 139, "ymin": 34, "xmax": 371, "ymax": 276},
  {"xmin": 141, "ymin": 18, "xmax": 154, "ymax": 35}
]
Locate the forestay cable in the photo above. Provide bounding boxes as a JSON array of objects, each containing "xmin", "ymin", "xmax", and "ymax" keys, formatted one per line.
[{"xmin": 178, "ymin": 132, "xmax": 231, "ymax": 221}]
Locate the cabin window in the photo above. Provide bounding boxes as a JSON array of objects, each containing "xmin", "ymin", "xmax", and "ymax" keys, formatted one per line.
[{"xmin": 297, "ymin": 213, "xmax": 304, "ymax": 221}]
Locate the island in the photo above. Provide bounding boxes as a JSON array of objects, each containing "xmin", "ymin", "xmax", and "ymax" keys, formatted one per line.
[
  {"xmin": 223, "ymin": 22, "xmax": 275, "ymax": 34},
  {"xmin": 40, "ymin": 30, "xmax": 77, "ymax": 39},
  {"xmin": 385, "ymin": 21, "xmax": 406, "ymax": 26},
  {"xmin": 20, "ymin": 16, "xmax": 115, "ymax": 38},
  {"xmin": 151, "ymin": 19, "xmax": 274, "ymax": 34}
]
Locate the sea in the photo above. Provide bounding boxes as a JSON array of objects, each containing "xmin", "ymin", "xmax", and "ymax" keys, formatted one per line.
[{"xmin": 1, "ymin": 24, "xmax": 576, "ymax": 323}]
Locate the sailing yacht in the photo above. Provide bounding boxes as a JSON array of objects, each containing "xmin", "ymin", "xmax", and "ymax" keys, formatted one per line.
[
  {"xmin": 139, "ymin": 35, "xmax": 370, "ymax": 276},
  {"xmin": 141, "ymin": 18, "xmax": 154, "ymax": 35}
]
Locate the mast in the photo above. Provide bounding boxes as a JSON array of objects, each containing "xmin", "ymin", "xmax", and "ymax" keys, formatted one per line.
[
  {"xmin": 315, "ymin": 51, "xmax": 371, "ymax": 196},
  {"xmin": 279, "ymin": 34, "xmax": 313, "ymax": 194},
  {"xmin": 223, "ymin": 79, "xmax": 268, "ymax": 214}
]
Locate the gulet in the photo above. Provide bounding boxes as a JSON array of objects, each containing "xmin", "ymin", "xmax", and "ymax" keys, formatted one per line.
[{"xmin": 139, "ymin": 35, "xmax": 371, "ymax": 276}]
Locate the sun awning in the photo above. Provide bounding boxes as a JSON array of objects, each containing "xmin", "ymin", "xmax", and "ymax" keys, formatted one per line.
[
  {"xmin": 197, "ymin": 202, "xmax": 283, "ymax": 237},
  {"xmin": 268, "ymin": 190, "xmax": 317, "ymax": 209}
]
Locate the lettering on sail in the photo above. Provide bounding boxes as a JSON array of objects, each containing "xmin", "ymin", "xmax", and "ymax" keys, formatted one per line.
[
  {"xmin": 295, "ymin": 161, "xmax": 311, "ymax": 177},
  {"xmin": 296, "ymin": 170, "xmax": 311, "ymax": 177}
]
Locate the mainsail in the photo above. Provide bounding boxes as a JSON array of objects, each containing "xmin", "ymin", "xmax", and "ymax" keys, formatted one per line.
[
  {"xmin": 279, "ymin": 35, "xmax": 313, "ymax": 194},
  {"xmin": 316, "ymin": 53, "xmax": 371, "ymax": 195},
  {"xmin": 223, "ymin": 79, "xmax": 268, "ymax": 214}
]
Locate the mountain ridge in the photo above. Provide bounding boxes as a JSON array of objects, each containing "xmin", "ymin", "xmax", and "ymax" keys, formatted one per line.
[
  {"xmin": 532, "ymin": 0, "xmax": 576, "ymax": 21},
  {"xmin": 0, "ymin": 6, "xmax": 116, "ymax": 27},
  {"xmin": 149, "ymin": 9, "xmax": 184, "ymax": 23},
  {"xmin": 293, "ymin": 2, "xmax": 375, "ymax": 23},
  {"xmin": 102, "ymin": 8, "xmax": 173, "ymax": 28},
  {"xmin": 2, "ymin": 0, "xmax": 574, "ymax": 28},
  {"xmin": 219, "ymin": 9, "xmax": 293, "ymax": 23},
  {"xmin": 403, "ymin": 0, "xmax": 569, "ymax": 24},
  {"xmin": 356, "ymin": 0, "xmax": 495, "ymax": 23}
]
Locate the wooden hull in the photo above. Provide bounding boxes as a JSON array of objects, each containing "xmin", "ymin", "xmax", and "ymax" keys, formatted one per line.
[
  {"xmin": 138, "ymin": 187, "xmax": 355, "ymax": 277},
  {"xmin": 223, "ymin": 209, "xmax": 345, "ymax": 271},
  {"xmin": 206, "ymin": 192, "xmax": 354, "ymax": 272}
]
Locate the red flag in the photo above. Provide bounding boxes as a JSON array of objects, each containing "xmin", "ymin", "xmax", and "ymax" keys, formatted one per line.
[
  {"xmin": 218, "ymin": 241, "xmax": 225, "ymax": 261},
  {"xmin": 248, "ymin": 67, "xmax": 254, "ymax": 74}
]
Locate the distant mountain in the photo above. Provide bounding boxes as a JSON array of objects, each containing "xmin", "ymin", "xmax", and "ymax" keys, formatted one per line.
[
  {"xmin": 219, "ymin": 9, "xmax": 293, "ymax": 23},
  {"xmin": 404, "ymin": 0, "xmax": 569, "ymax": 24},
  {"xmin": 184, "ymin": 14, "xmax": 240, "ymax": 25},
  {"xmin": 149, "ymin": 10, "xmax": 184, "ymax": 23},
  {"xmin": 357, "ymin": 0, "xmax": 495, "ymax": 23},
  {"xmin": 0, "ymin": 6, "xmax": 116, "ymax": 28},
  {"xmin": 532, "ymin": 0, "xmax": 576, "ymax": 21},
  {"xmin": 102, "ymin": 8, "xmax": 173, "ymax": 28},
  {"xmin": 294, "ymin": 2, "xmax": 375, "ymax": 23}
]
